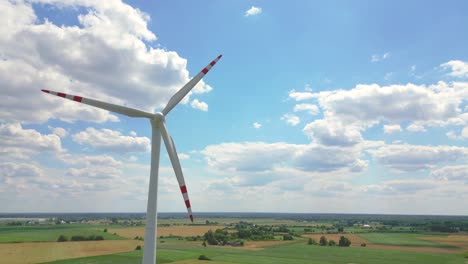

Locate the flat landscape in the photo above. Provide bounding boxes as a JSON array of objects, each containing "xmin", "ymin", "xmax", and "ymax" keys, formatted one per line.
[{"xmin": 1, "ymin": 213, "xmax": 467, "ymax": 264}]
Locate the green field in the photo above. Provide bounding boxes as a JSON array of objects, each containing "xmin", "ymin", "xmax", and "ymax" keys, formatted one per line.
[
  {"xmin": 358, "ymin": 233, "xmax": 455, "ymax": 248},
  {"xmin": 45, "ymin": 241, "xmax": 465, "ymax": 264},
  {"xmin": 0, "ymin": 225, "xmax": 124, "ymax": 243},
  {"xmin": 2, "ymin": 214, "xmax": 468, "ymax": 264}
]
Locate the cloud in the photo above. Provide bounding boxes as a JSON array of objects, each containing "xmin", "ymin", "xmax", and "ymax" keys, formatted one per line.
[
  {"xmin": 48, "ymin": 126, "xmax": 68, "ymax": 138},
  {"xmin": 253, "ymin": 122, "xmax": 262, "ymax": 129},
  {"xmin": 361, "ymin": 180, "xmax": 436, "ymax": 195},
  {"xmin": 201, "ymin": 142, "xmax": 366, "ymax": 174},
  {"xmin": 441, "ymin": 60, "xmax": 468, "ymax": 78},
  {"xmin": 0, "ymin": 123, "xmax": 62, "ymax": 156},
  {"xmin": 281, "ymin": 114, "xmax": 300, "ymax": 126},
  {"xmin": 245, "ymin": 6, "xmax": 262, "ymax": 17},
  {"xmin": 304, "ymin": 119, "xmax": 362, "ymax": 146},
  {"xmin": 431, "ymin": 165, "xmax": 468, "ymax": 183},
  {"xmin": 369, "ymin": 144, "xmax": 467, "ymax": 172},
  {"xmin": 288, "ymin": 89, "xmax": 315, "ymax": 101},
  {"xmin": 383, "ymin": 124, "xmax": 402, "ymax": 134},
  {"xmin": 190, "ymin": 99, "xmax": 208, "ymax": 111},
  {"xmin": 446, "ymin": 126, "xmax": 468, "ymax": 140},
  {"xmin": 0, "ymin": 0, "xmax": 214, "ymax": 124},
  {"xmin": 313, "ymin": 82, "xmax": 467, "ymax": 128},
  {"xmin": 72, "ymin": 127, "xmax": 150, "ymax": 152},
  {"xmin": 371, "ymin": 52, "xmax": 390, "ymax": 62},
  {"xmin": 0, "ymin": 162, "xmax": 42, "ymax": 179},
  {"xmin": 293, "ymin": 103, "xmax": 320, "ymax": 115},
  {"xmin": 294, "ymin": 144, "xmax": 367, "ymax": 172},
  {"xmin": 406, "ymin": 123, "xmax": 427, "ymax": 132}
]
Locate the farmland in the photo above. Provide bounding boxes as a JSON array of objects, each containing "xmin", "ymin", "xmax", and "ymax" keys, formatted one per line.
[{"xmin": 0, "ymin": 213, "xmax": 467, "ymax": 264}]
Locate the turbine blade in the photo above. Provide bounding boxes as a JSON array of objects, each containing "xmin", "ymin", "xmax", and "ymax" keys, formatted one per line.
[
  {"xmin": 162, "ymin": 55, "xmax": 222, "ymax": 116},
  {"xmin": 159, "ymin": 122, "xmax": 194, "ymax": 222},
  {"xmin": 41, "ymin": 90, "xmax": 154, "ymax": 118}
]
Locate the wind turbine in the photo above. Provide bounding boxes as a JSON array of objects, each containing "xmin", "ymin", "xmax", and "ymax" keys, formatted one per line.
[{"xmin": 41, "ymin": 54, "xmax": 222, "ymax": 264}]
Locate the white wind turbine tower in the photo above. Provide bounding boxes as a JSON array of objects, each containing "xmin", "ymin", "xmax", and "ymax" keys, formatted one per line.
[{"xmin": 41, "ymin": 55, "xmax": 222, "ymax": 264}]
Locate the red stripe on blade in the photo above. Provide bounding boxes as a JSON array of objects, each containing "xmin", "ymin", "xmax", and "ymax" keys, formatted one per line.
[
  {"xmin": 210, "ymin": 61, "xmax": 216, "ymax": 66},
  {"xmin": 185, "ymin": 200, "xmax": 191, "ymax": 208},
  {"xmin": 218, "ymin": 55, "xmax": 222, "ymax": 59},
  {"xmin": 73, "ymin": 96, "xmax": 82, "ymax": 102},
  {"xmin": 189, "ymin": 215, "xmax": 193, "ymax": 222},
  {"xmin": 202, "ymin": 68, "xmax": 209, "ymax": 74},
  {"xmin": 41, "ymin": 89, "xmax": 50, "ymax": 93},
  {"xmin": 57, "ymin": 92, "xmax": 66, "ymax": 98},
  {"xmin": 180, "ymin": 185, "xmax": 187, "ymax": 194}
]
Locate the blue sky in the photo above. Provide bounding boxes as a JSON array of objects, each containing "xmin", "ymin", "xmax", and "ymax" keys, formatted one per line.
[{"xmin": 1, "ymin": 0, "xmax": 467, "ymax": 215}]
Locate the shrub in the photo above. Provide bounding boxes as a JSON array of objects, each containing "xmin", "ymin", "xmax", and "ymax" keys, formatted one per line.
[
  {"xmin": 95, "ymin": 235, "xmax": 104, "ymax": 241},
  {"xmin": 319, "ymin": 236, "xmax": 328, "ymax": 246},
  {"xmin": 135, "ymin": 245, "xmax": 142, "ymax": 250},
  {"xmin": 308, "ymin": 238, "xmax": 317, "ymax": 245},
  {"xmin": 328, "ymin": 240, "xmax": 336, "ymax": 246},
  {"xmin": 202, "ymin": 241, "xmax": 207, "ymax": 247},
  {"xmin": 361, "ymin": 243, "xmax": 366, "ymax": 247},
  {"xmin": 338, "ymin": 236, "xmax": 351, "ymax": 247},
  {"xmin": 283, "ymin": 234, "xmax": 294, "ymax": 240},
  {"xmin": 198, "ymin": 255, "xmax": 210, "ymax": 260},
  {"xmin": 103, "ymin": 228, "xmax": 108, "ymax": 233},
  {"xmin": 71, "ymin": 235, "xmax": 86, "ymax": 241},
  {"xmin": 57, "ymin": 235, "xmax": 68, "ymax": 242}
]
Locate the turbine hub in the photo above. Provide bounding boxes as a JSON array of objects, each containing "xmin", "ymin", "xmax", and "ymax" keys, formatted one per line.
[{"xmin": 152, "ymin": 112, "xmax": 165, "ymax": 123}]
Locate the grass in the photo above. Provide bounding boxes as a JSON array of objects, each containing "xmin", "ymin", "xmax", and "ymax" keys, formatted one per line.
[
  {"xmin": 357, "ymin": 233, "xmax": 455, "ymax": 248},
  {"xmin": 44, "ymin": 240, "xmax": 465, "ymax": 264},
  {"xmin": 0, "ymin": 225, "xmax": 124, "ymax": 243}
]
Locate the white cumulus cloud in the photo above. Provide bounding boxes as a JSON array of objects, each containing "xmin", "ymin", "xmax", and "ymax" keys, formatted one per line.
[
  {"xmin": 293, "ymin": 103, "xmax": 320, "ymax": 115},
  {"xmin": 441, "ymin": 60, "xmax": 468, "ymax": 78},
  {"xmin": 190, "ymin": 99, "xmax": 208, "ymax": 111},
  {"xmin": 369, "ymin": 144, "xmax": 467, "ymax": 172},
  {"xmin": 0, "ymin": 0, "xmax": 214, "ymax": 124},
  {"xmin": 281, "ymin": 114, "xmax": 300, "ymax": 126},
  {"xmin": 383, "ymin": 124, "xmax": 402, "ymax": 134},
  {"xmin": 245, "ymin": 6, "xmax": 262, "ymax": 17},
  {"xmin": 72, "ymin": 127, "xmax": 150, "ymax": 152}
]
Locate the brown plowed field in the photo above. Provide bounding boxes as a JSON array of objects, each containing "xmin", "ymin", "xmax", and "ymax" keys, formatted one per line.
[
  {"xmin": 420, "ymin": 234, "xmax": 468, "ymax": 252},
  {"xmin": 0, "ymin": 240, "xmax": 141, "ymax": 264},
  {"xmin": 303, "ymin": 233, "xmax": 468, "ymax": 254},
  {"xmin": 108, "ymin": 225, "xmax": 225, "ymax": 239}
]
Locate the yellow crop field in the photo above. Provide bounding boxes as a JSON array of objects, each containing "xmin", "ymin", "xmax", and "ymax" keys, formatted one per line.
[{"xmin": 0, "ymin": 240, "xmax": 141, "ymax": 264}]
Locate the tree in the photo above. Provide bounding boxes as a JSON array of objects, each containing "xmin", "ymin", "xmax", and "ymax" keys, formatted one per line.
[
  {"xmin": 103, "ymin": 228, "xmax": 108, "ymax": 233},
  {"xmin": 283, "ymin": 234, "xmax": 294, "ymax": 240},
  {"xmin": 57, "ymin": 235, "xmax": 68, "ymax": 242},
  {"xmin": 337, "ymin": 226, "xmax": 344, "ymax": 233},
  {"xmin": 135, "ymin": 245, "xmax": 142, "ymax": 250},
  {"xmin": 328, "ymin": 240, "xmax": 336, "ymax": 246},
  {"xmin": 202, "ymin": 241, "xmax": 207, "ymax": 247},
  {"xmin": 338, "ymin": 236, "xmax": 351, "ymax": 247},
  {"xmin": 319, "ymin": 236, "xmax": 328, "ymax": 246}
]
